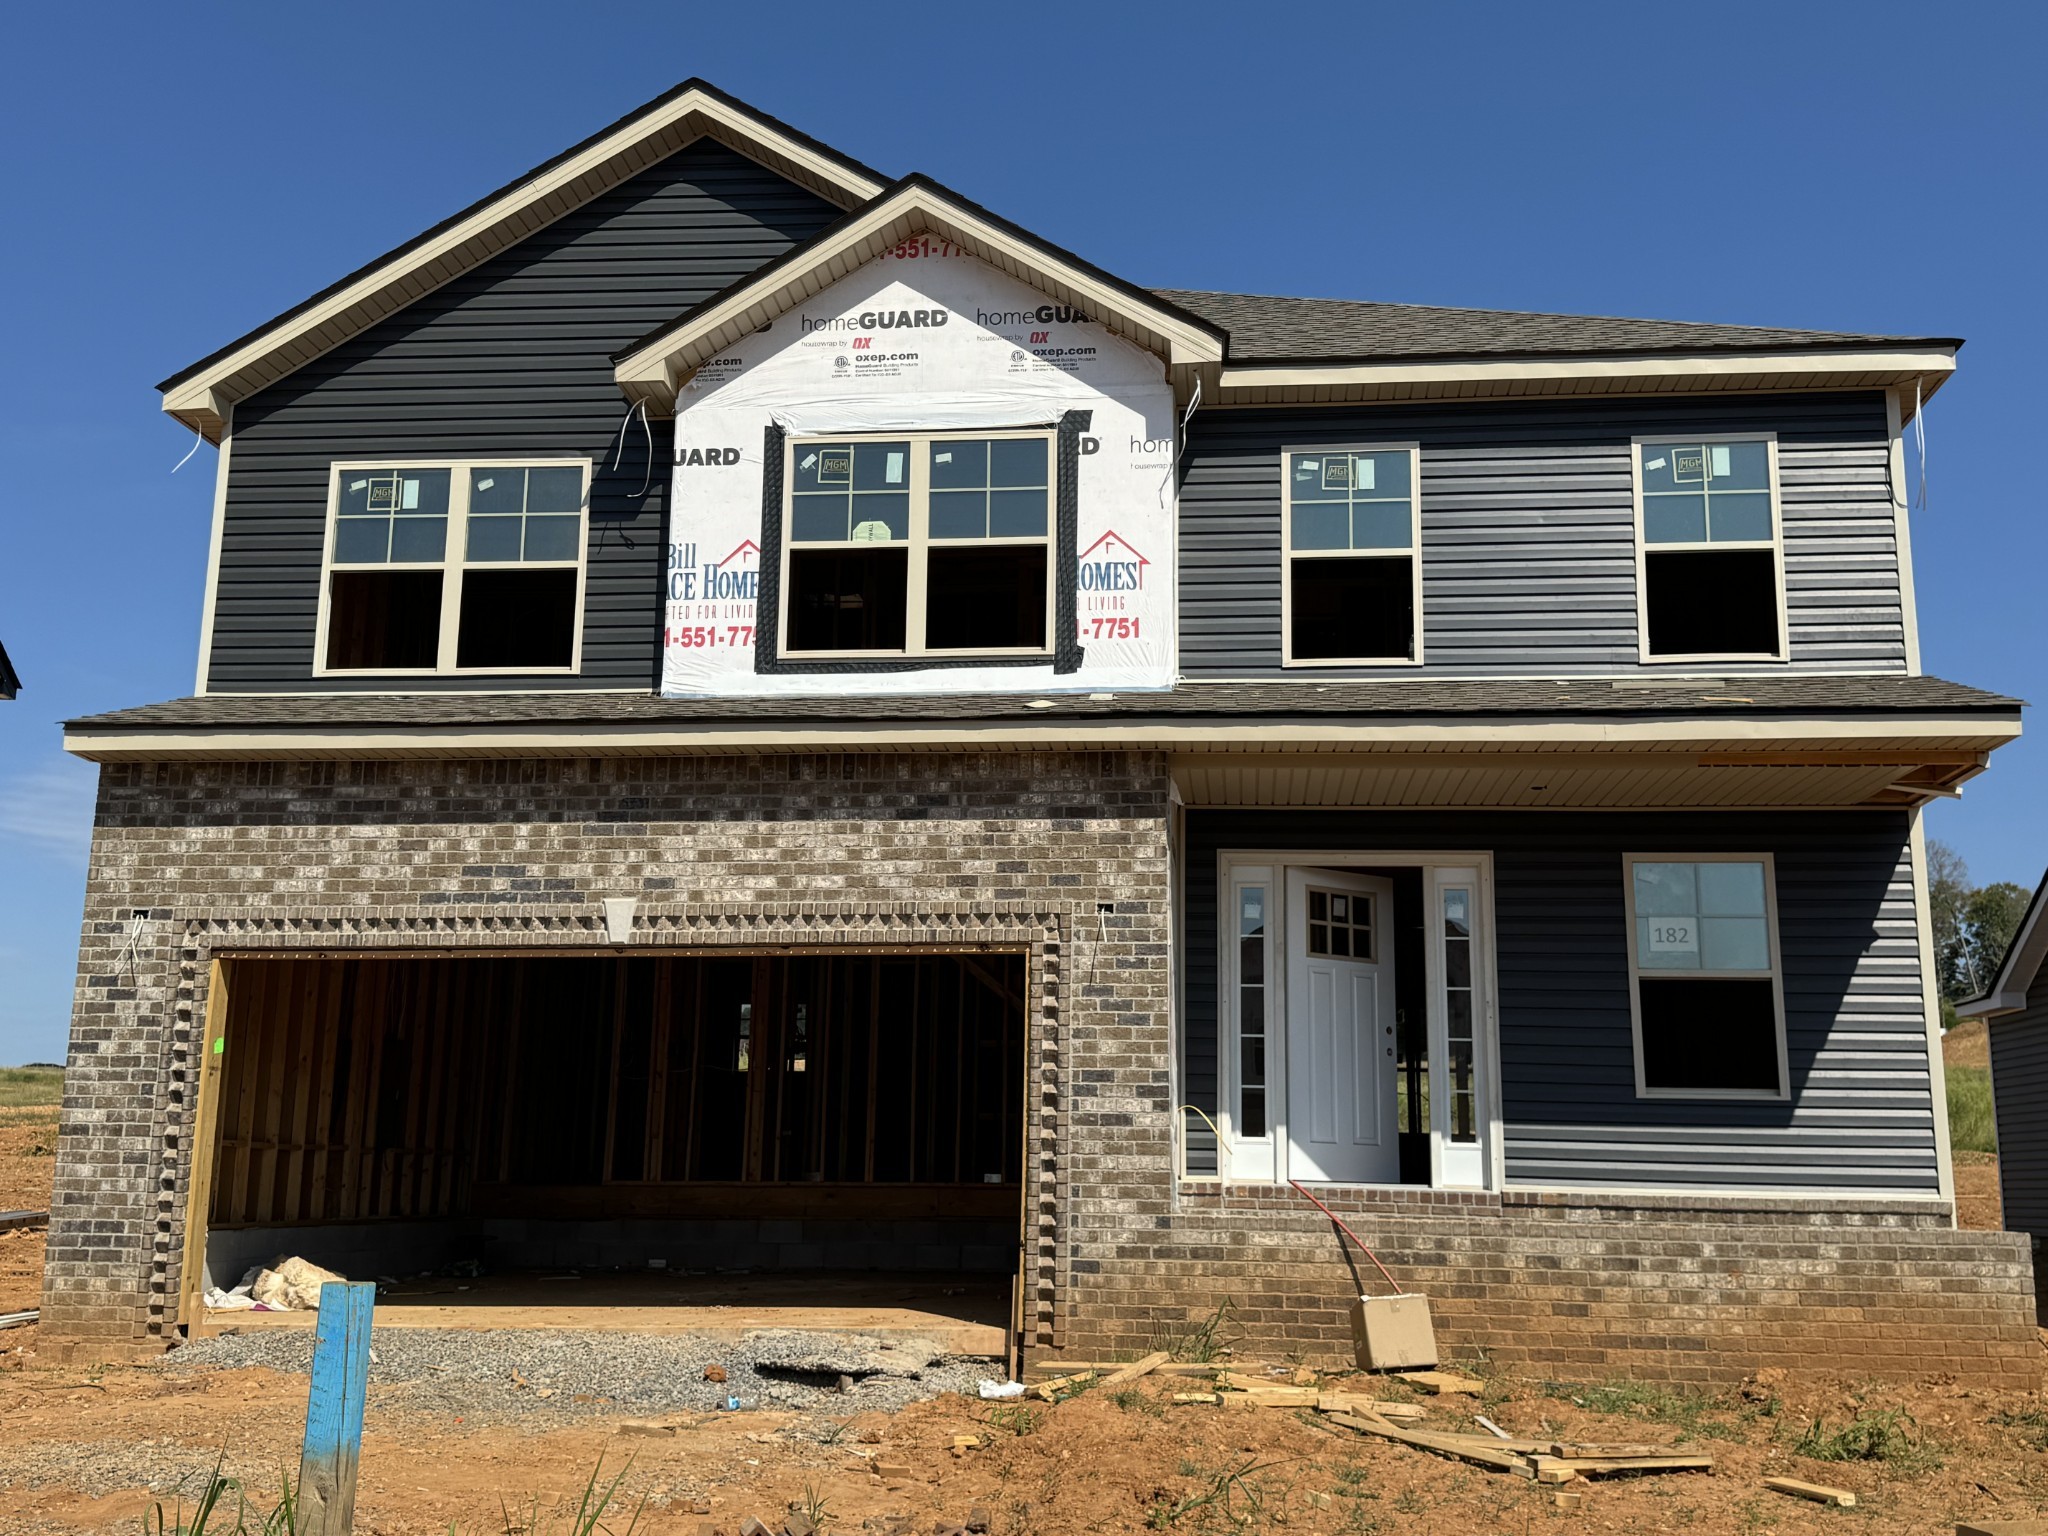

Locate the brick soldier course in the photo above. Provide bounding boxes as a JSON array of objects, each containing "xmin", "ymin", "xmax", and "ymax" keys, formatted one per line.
[{"xmin": 45, "ymin": 750, "xmax": 2040, "ymax": 1388}]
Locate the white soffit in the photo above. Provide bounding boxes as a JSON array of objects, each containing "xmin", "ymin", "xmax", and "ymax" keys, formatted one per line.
[
  {"xmin": 160, "ymin": 86, "xmax": 887, "ymax": 442},
  {"xmin": 613, "ymin": 181, "xmax": 1228, "ymax": 413}
]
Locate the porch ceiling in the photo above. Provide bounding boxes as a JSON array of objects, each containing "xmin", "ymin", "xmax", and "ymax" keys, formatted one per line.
[{"xmin": 1169, "ymin": 746, "xmax": 1993, "ymax": 810}]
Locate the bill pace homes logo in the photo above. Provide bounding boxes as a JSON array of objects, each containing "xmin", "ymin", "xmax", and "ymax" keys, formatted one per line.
[
  {"xmin": 667, "ymin": 538, "xmax": 760, "ymax": 604},
  {"xmin": 1077, "ymin": 531, "xmax": 1149, "ymax": 642}
]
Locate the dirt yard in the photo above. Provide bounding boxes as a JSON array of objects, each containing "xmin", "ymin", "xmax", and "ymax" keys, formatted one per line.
[{"xmin": 4, "ymin": 1079, "xmax": 2046, "ymax": 1535}]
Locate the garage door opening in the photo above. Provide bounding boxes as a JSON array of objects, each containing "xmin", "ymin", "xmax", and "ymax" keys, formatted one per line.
[{"xmin": 183, "ymin": 952, "xmax": 1028, "ymax": 1356}]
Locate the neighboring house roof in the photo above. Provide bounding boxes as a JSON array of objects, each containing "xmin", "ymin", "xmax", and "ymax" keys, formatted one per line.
[
  {"xmin": 614, "ymin": 174, "xmax": 1229, "ymax": 414},
  {"xmin": 1155, "ymin": 289, "xmax": 1960, "ymax": 365},
  {"xmin": 161, "ymin": 79, "xmax": 1963, "ymax": 439},
  {"xmin": 0, "ymin": 640, "xmax": 17, "ymax": 700},
  {"xmin": 1957, "ymin": 870, "xmax": 2048, "ymax": 1019}
]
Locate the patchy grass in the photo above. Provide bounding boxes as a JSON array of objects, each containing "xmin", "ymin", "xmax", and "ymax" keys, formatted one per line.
[
  {"xmin": 1990, "ymin": 1405, "xmax": 2048, "ymax": 1453},
  {"xmin": 1947, "ymin": 1065, "xmax": 1997, "ymax": 1154},
  {"xmin": 0, "ymin": 1066, "xmax": 63, "ymax": 1112},
  {"xmin": 1795, "ymin": 1407, "xmax": 1940, "ymax": 1471}
]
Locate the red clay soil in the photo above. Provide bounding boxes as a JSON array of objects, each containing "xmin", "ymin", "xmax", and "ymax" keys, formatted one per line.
[
  {"xmin": 2, "ymin": 1352, "xmax": 2048, "ymax": 1535},
  {"xmin": 5, "ymin": 1095, "xmax": 2047, "ymax": 1534}
]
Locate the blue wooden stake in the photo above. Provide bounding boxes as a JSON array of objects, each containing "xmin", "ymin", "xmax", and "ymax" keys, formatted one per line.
[{"xmin": 297, "ymin": 1281, "xmax": 374, "ymax": 1536}]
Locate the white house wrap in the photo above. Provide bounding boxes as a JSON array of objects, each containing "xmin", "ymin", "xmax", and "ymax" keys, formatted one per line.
[{"xmin": 662, "ymin": 253, "xmax": 1176, "ymax": 696}]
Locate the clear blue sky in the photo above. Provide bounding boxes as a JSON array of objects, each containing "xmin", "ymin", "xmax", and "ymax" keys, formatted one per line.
[{"xmin": 1, "ymin": 2, "xmax": 2042, "ymax": 1062}]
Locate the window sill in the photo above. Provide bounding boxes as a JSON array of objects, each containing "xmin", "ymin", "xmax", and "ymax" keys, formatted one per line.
[
  {"xmin": 1638, "ymin": 653, "xmax": 1788, "ymax": 666},
  {"xmin": 1281, "ymin": 655, "xmax": 1424, "ymax": 669},
  {"xmin": 1635, "ymin": 1087, "xmax": 1790, "ymax": 1103}
]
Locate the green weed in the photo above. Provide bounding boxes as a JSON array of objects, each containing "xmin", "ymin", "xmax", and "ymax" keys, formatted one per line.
[
  {"xmin": 498, "ymin": 1453, "xmax": 645, "ymax": 1536},
  {"xmin": 142, "ymin": 1454, "xmax": 296, "ymax": 1536},
  {"xmin": 989, "ymin": 1402, "xmax": 1041, "ymax": 1436},
  {"xmin": 0, "ymin": 1066, "xmax": 63, "ymax": 1109},
  {"xmin": 1111, "ymin": 1386, "xmax": 1165, "ymax": 1417},
  {"xmin": 1157, "ymin": 1298, "xmax": 1241, "ymax": 1364},
  {"xmin": 1794, "ymin": 1407, "xmax": 1938, "ymax": 1471},
  {"xmin": 1145, "ymin": 1455, "xmax": 1291, "ymax": 1529}
]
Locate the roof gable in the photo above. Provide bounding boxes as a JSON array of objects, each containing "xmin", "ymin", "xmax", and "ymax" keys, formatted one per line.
[
  {"xmin": 160, "ymin": 81, "xmax": 888, "ymax": 441},
  {"xmin": 1958, "ymin": 871, "xmax": 2048, "ymax": 1019},
  {"xmin": 614, "ymin": 175, "xmax": 1226, "ymax": 413}
]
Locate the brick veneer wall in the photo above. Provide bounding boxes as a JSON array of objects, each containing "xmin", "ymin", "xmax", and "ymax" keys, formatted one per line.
[
  {"xmin": 44, "ymin": 749, "xmax": 2041, "ymax": 1388},
  {"xmin": 46, "ymin": 751, "xmax": 1175, "ymax": 1346},
  {"xmin": 1063, "ymin": 1187, "xmax": 2040, "ymax": 1389}
]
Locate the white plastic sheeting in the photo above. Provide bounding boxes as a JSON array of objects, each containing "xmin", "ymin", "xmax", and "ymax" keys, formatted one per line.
[{"xmin": 661, "ymin": 252, "xmax": 1177, "ymax": 696}]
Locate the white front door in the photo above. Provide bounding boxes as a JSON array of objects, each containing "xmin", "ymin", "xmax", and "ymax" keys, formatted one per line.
[{"xmin": 1283, "ymin": 869, "xmax": 1399, "ymax": 1184}]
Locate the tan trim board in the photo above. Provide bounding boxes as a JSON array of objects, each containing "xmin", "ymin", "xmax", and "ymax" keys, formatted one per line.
[
  {"xmin": 191, "ymin": 407, "xmax": 234, "ymax": 696},
  {"xmin": 613, "ymin": 182, "xmax": 1225, "ymax": 411},
  {"xmin": 1886, "ymin": 388, "xmax": 1925, "ymax": 676},
  {"xmin": 1211, "ymin": 350, "xmax": 1959, "ymax": 410},
  {"xmin": 62, "ymin": 712, "xmax": 2021, "ymax": 763},
  {"xmin": 1907, "ymin": 810, "xmax": 1956, "ymax": 1209}
]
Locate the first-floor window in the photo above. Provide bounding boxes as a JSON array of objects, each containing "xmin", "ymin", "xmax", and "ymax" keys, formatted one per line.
[
  {"xmin": 1625, "ymin": 855, "xmax": 1787, "ymax": 1097},
  {"xmin": 1635, "ymin": 436, "xmax": 1783, "ymax": 660},
  {"xmin": 1283, "ymin": 445, "xmax": 1420, "ymax": 664},
  {"xmin": 783, "ymin": 431, "xmax": 1053, "ymax": 657},
  {"xmin": 320, "ymin": 461, "xmax": 587, "ymax": 673}
]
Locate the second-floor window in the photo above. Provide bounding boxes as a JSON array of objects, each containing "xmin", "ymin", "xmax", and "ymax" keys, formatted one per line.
[
  {"xmin": 318, "ymin": 461, "xmax": 588, "ymax": 674},
  {"xmin": 1635, "ymin": 436, "xmax": 1785, "ymax": 662},
  {"xmin": 1282, "ymin": 445, "xmax": 1421, "ymax": 665},
  {"xmin": 782, "ymin": 431, "xmax": 1053, "ymax": 657}
]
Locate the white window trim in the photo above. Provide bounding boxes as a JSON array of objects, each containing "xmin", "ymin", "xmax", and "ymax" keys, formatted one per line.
[
  {"xmin": 1630, "ymin": 431, "xmax": 1789, "ymax": 666},
  {"xmin": 1622, "ymin": 851, "xmax": 1792, "ymax": 1102},
  {"xmin": 1210, "ymin": 849, "xmax": 1503, "ymax": 1192},
  {"xmin": 312, "ymin": 457, "xmax": 591, "ymax": 677},
  {"xmin": 778, "ymin": 429, "xmax": 1058, "ymax": 661},
  {"xmin": 1279, "ymin": 441, "xmax": 1425, "ymax": 668}
]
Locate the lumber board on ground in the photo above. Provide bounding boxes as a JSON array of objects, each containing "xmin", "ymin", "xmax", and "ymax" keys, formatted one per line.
[
  {"xmin": 1764, "ymin": 1476, "xmax": 1855, "ymax": 1507},
  {"xmin": 1031, "ymin": 1371, "xmax": 1097, "ymax": 1401},
  {"xmin": 1316, "ymin": 1393, "xmax": 1426, "ymax": 1419},
  {"xmin": 1324, "ymin": 1413, "xmax": 1537, "ymax": 1478},
  {"xmin": 1395, "ymin": 1370, "xmax": 1485, "ymax": 1395},
  {"xmin": 1098, "ymin": 1352, "xmax": 1172, "ymax": 1389},
  {"xmin": 1549, "ymin": 1442, "xmax": 1674, "ymax": 1459},
  {"xmin": 1539, "ymin": 1452, "xmax": 1715, "ymax": 1477}
]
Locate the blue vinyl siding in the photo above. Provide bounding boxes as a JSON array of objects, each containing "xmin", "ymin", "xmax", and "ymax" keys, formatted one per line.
[
  {"xmin": 1182, "ymin": 809, "xmax": 1939, "ymax": 1194},
  {"xmin": 1178, "ymin": 392, "xmax": 1910, "ymax": 676},
  {"xmin": 207, "ymin": 140, "xmax": 841, "ymax": 692}
]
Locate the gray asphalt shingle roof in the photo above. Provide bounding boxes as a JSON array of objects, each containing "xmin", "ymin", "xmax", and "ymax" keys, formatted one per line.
[
  {"xmin": 65, "ymin": 675, "xmax": 2019, "ymax": 734},
  {"xmin": 1154, "ymin": 289, "xmax": 1956, "ymax": 365}
]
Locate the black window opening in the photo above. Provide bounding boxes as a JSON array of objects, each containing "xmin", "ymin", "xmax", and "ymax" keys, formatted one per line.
[
  {"xmin": 1285, "ymin": 447, "xmax": 1419, "ymax": 663},
  {"xmin": 323, "ymin": 462, "xmax": 585, "ymax": 672},
  {"xmin": 1644, "ymin": 549, "xmax": 1780, "ymax": 659},
  {"xmin": 1629, "ymin": 856, "xmax": 1784, "ymax": 1096},
  {"xmin": 783, "ymin": 433, "xmax": 1053, "ymax": 657},
  {"xmin": 1638, "ymin": 438, "xmax": 1782, "ymax": 659}
]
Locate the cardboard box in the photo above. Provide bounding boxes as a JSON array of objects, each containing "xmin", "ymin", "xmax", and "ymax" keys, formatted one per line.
[{"xmin": 1348, "ymin": 1292, "xmax": 1438, "ymax": 1371}]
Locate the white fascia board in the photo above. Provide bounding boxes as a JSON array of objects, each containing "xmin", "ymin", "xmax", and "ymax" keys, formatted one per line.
[
  {"xmin": 61, "ymin": 711, "xmax": 2020, "ymax": 763},
  {"xmin": 1213, "ymin": 348, "xmax": 1959, "ymax": 403},
  {"xmin": 162, "ymin": 89, "xmax": 886, "ymax": 440},
  {"xmin": 614, "ymin": 186, "xmax": 1226, "ymax": 405}
]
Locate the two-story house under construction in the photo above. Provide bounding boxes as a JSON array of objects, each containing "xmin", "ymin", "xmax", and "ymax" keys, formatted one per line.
[{"xmin": 49, "ymin": 81, "xmax": 2037, "ymax": 1386}]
